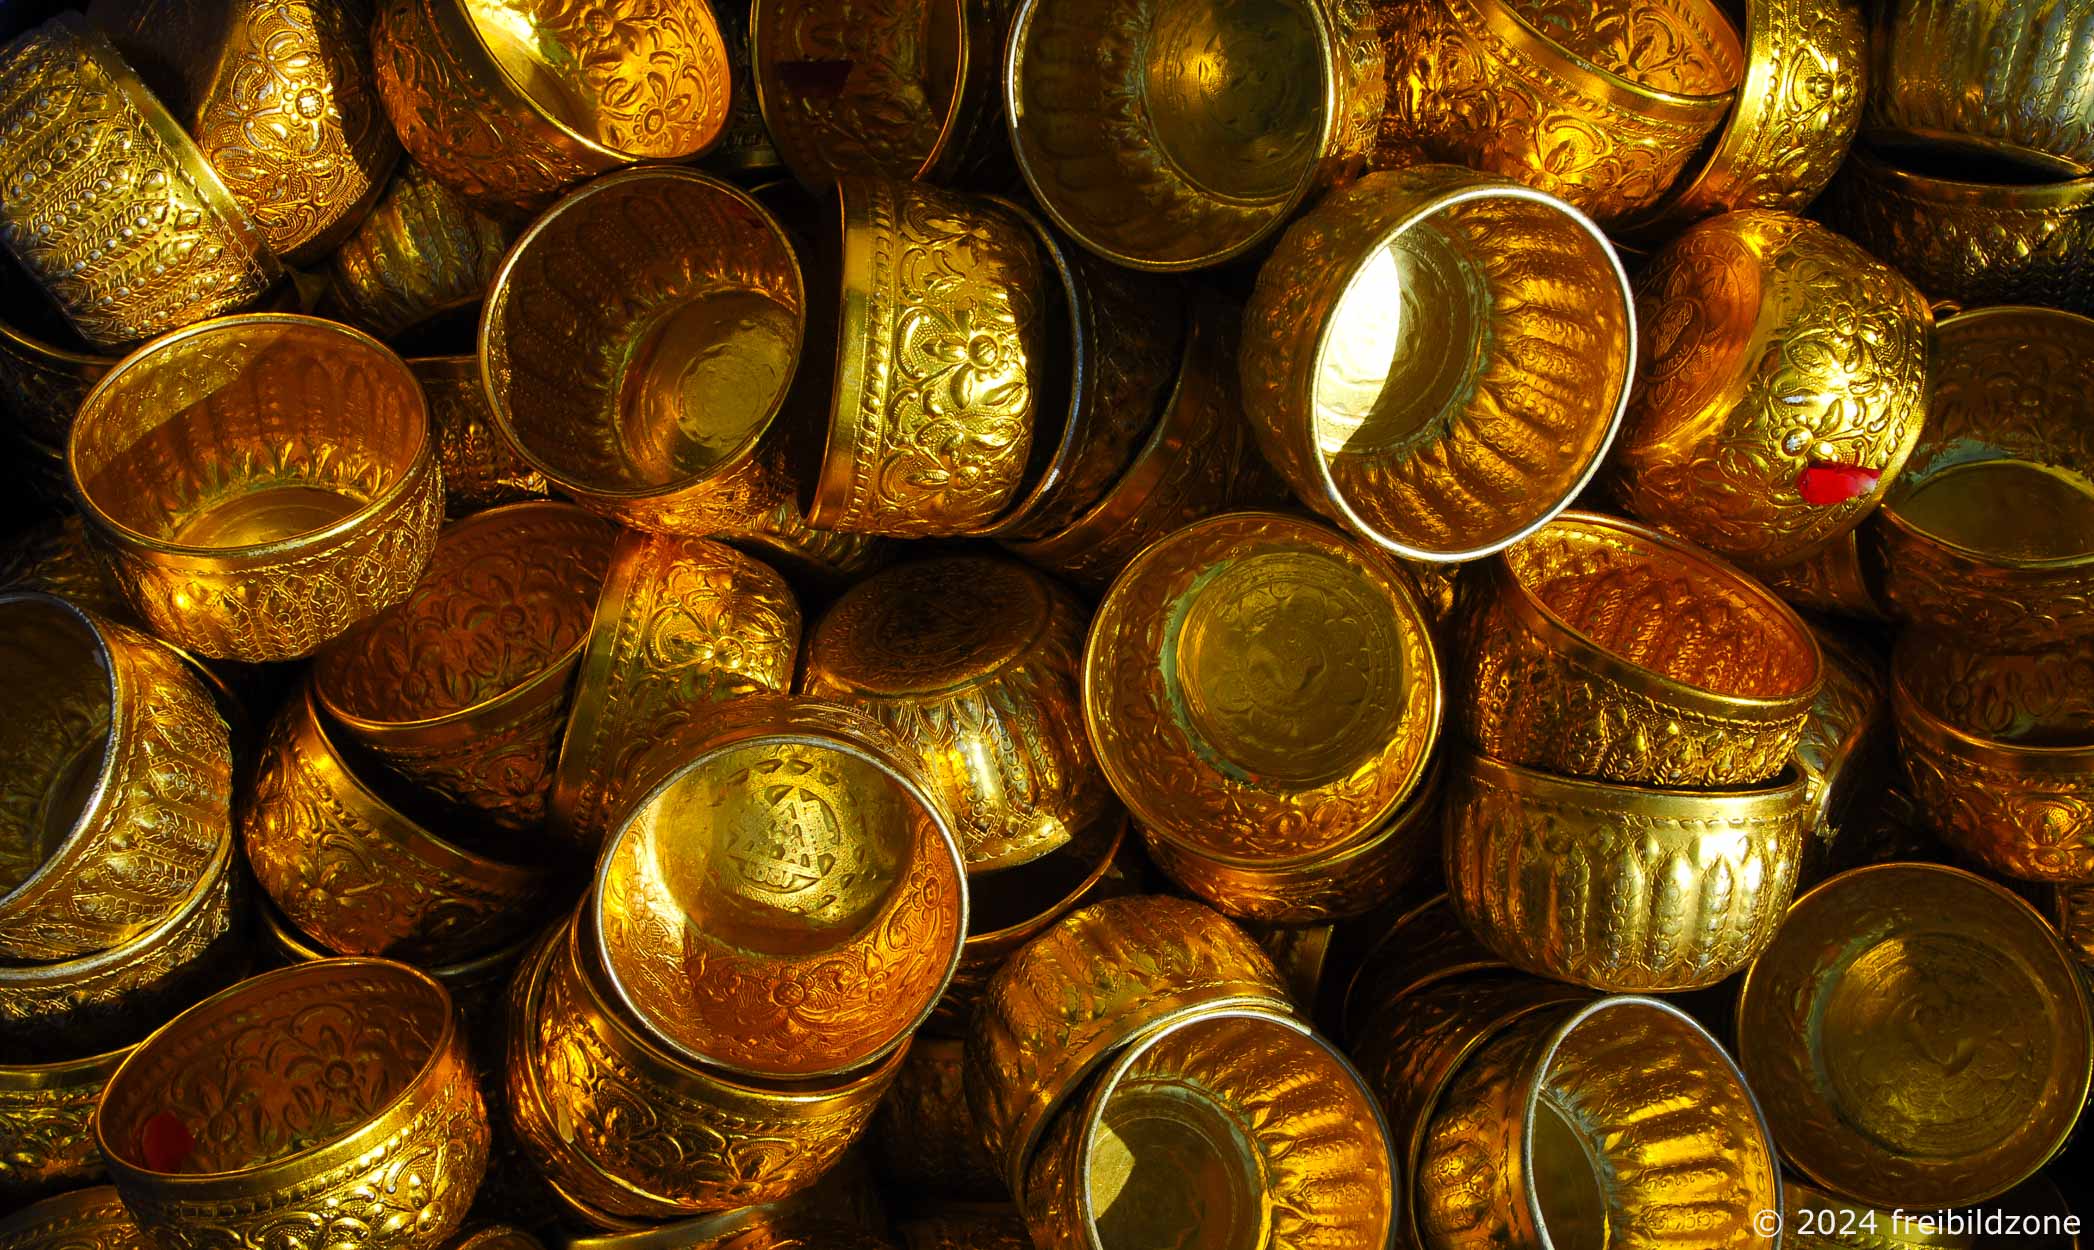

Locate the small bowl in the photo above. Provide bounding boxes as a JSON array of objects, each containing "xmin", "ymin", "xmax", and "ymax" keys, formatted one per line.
[
  {"xmin": 963, "ymin": 894, "xmax": 1291, "ymax": 1194},
  {"xmin": 0, "ymin": 15, "xmax": 279, "ymax": 349},
  {"xmin": 242, "ymin": 684, "xmax": 553, "ymax": 961},
  {"xmin": 0, "ymin": 1043, "xmax": 131, "ymax": 1205},
  {"xmin": 1614, "ymin": 209, "xmax": 1933, "ymax": 572},
  {"xmin": 1004, "ymin": 0, "xmax": 1385, "ymax": 269},
  {"xmin": 1420, "ymin": 995, "xmax": 1780, "ymax": 1250},
  {"xmin": 1461, "ymin": 511, "xmax": 1824, "ymax": 787},
  {"xmin": 870, "ymin": 1036, "xmax": 1005, "ymax": 1201},
  {"xmin": 1872, "ymin": 305, "xmax": 2094, "ymax": 650},
  {"xmin": 1240, "ymin": 167, "xmax": 1633, "ymax": 562},
  {"xmin": 69, "ymin": 313, "xmax": 443, "ymax": 661},
  {"xmin": 1023, "ymin": 1006, "xmax": 1395, "ymax": 1250},
  {"xmin": 1737, "ymin": 863, "xmax": 2093, "ymax": 1208},
  {"xmin": 591, "ymin": 697, "xmax": 966, "ymax": 1080},
  {"xmin": 0, "ymin": 593, "xmax": 234, "ymax": 960},
  {"xmin": 410, "ymin": 356, "xmax": 553, "ymax": 516},
  {"xmin": 1377, "ymin": 0, "xmax": 1744, "ymax": 223},
  {"xmin": 371, "ymin": 0, "xmax": 732, "ymax": 207},
  {"xmin": 482, "ymin": 168, "xmax": 805, "ymax": 536},
  {"xmin": 0, "ymin": 1187, "xmax": 148, "ymax": 1250},
  {"xmin": 550, "ymin": 532, "xmax": 803, "ymax": 853},
  {"xmin": 803, "ymin": 555, "xmax": 1108, "ymax": 873},
  {"xmin": 1869, "ymin": 0, "xmax": 2094, "ymax": 173},
  {"xmin": 313, "ymin": 502, "xmax": 616, "ymax": 830},
  {"xmin": 334, "ymin": 162, "xmax": 520, "ymax": 341},
  {"xmin": 1447, "ymin": 752, "xmax": 1812, "ymax": 991}
]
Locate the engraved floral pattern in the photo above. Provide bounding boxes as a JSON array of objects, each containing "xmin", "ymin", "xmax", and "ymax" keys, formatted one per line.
[
  {"xmin": 334, "ymin": 163, "xmax": 519, "ymax": 339},
  {"xmin": 0, "ymin": 1053, "xmax": 120, "ymax": 1205}
]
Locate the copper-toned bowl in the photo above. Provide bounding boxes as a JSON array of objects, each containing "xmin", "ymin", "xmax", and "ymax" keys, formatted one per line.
[
  {"xmin": 0, "ymin": 1187, "xmax": 149, "ymax": 1250},
  {"xmin": 255, "ymin": 895, "xmax": 535, "ymax": 1033},
  {"xmin": 0, "ymin": 1043, "xmax": 130, "ymax": 1206},
  {"xmin": 1240, "ymin": 166, "xmax": 1633, "ymax": 562},
  {"xmin": 1761, "ymin": 527, "xmax": 1891, "ymax": 619},
  {"xmin": 410, "ymin": 356, "xmax": 553, "ymax": 516},
  {"xmin": 1870, "ymin": 0, "xmax": 2094, "ymax": 173},
  {"xmin": 336, "ymin": 163, "xmax": 521, "ymax": 341}
]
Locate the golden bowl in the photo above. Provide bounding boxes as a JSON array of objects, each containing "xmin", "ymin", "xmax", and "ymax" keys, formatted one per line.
[
  {"xmin": 1420, "ymin": 995, "xmax": 1780, "ymax": 1250},
  {"xmin": 1084, "ymin": 510, "xmax": 1441, "ymax": 862},
  {"xmin": 1740, "ymin": 863, "xmax": 2094, "ymax": 1208},
  {"xmin": 870, "ymin": 1035, "xmax": 1005, "ymax": 1201},
  {"xmin": 708, "ymin": 1, "xmax": 783, "ymax": 175},
  {"xmin": 0, "ymin": 263, "xmax": 115, "ymax": 449},
  {"xmin": 541, "ymin": 1141, "xmax": 889, "ymax": 1239},
  {"xmin": 0, "ymin": 1187, "xmax": 149, "ymax": 1250},
  {"xmin": 313, "ymin": 502, "xmax": 616, "ymax": 830},
  {"xmin": 0, "ymin": 593, "xmax": 234, "ymax": 960},
  {"xmin": 1870, "ymin": 0, "xmax": 2094, "ymax": 174},
  {"xmin": 1461, "ymin": 511, "xmax": 1824, "ymax": 787},
  {"xmin": 963, "ymin": 894, "xmax": 1291, "ymax": 1194},
  {"xmin": 751, "ymin": 0, "xmax": 1010, "ymax": 190},
  {"xmin": 803, "ymin": 555, "xmax": 1108, "ymax": 873},
  {"xmin": 1005, "ymin": 0, "xmax": 1384, "ymax": 270},
  {"xmin": 711, "ymin": 497, "xmax": 893, "ymax": 596},
  {"xmin": 592, "ymin": 697, "xmax": 966, "ymax": 1080},
  {"xmin": 1247, "ymin": 921, "xmax": 1337, "ymax": 1015},
  {"xmin": 508, "ymin": 915, "xmax": 904, "ymax": 1220},
  {"xmin": 450, "ymin": 1231, "xmax": 544, "ymax": 1250},
  {"xmin": 1022, "ymin": 1005, "xmax": 1395, "ymax": 1250},
  {"xmin": 2060, "ymin": 882, "xmax": 2094, "ymax": 973},
  {"xmin": 68, "ymin": 313, "xmax": 443, "ymax": 661},
  {"xmin": 89, "ymin": 0, "xmax": 400, "ymax": 261},
  {"xmin": 255, "ymin": 894, "xmax": 537, "ymax": 1032},
  {"xmin": 551, "ymin": 532, "xmax": 802, "ymax": 853},
  {"xmin": 1872, "ymin": 305, "xmax": 2094, "ymax": 651},
  {"xmin": 1760, "ymin": 527, "xmax": 1890, "ymax": 619},
  {"xmin": 1340, "ymin": 892, "xmax": 1512, "ymax": 1044},
  {"xmin": 1614, "ymin": 209, "xmax": 1932, "ymax": 572},
  {"xmin": 1005, "ymin": 303, "xmax": 1288, "ymax": 589},
  {"xmin": 1893, "ymin": 631, "xmax": 2094, "ymax": 884},
  {"xmin": 0, "ymin": 1043, "xmax": 130, "ymax": 1205},
  {"xmin": 804, "ymin": 177, "xmax": 1045, "ymax": 537},
  {"xmin": 411, "ymin": 355, "xmax": 554, "ymax": 516},
  {"xmin": 1240, "ymin": 166, "xmax": 1633, "ymax": 562},
  {"xmin": 1793, "ymin": 626, "xmax": 1892, "ymax": 886},
  {"xmin": 1447, "ymin": 752, "xmax": 1812, "ymax": 991},
  {"xmin": 96, "ymin": 959, "xmax": 487, "ymax": 1250},
  {"xmin": 371, "ymin": 0, "xmax": 732, "ymax": 208},
  {"xmin": 483, "ymin": 167, "xmax": 806, "ymax": 536},
  {"xmin": 0, "ymin": 517, "xmax": 131, "ymax": 625},
  {"xmin": 243, "ymin": 684, "xmax": 554, "ymax": 961},
  {"xmin": 1376, "ymin": 0, "xmax": 1744, "ymax": 224},
  {"xmin": 0, "ymin": 15, "xmax": 279, "ymax": 350},
  {"xmin": 1781, "ymin": 1180, "xmax": 1972, "ymax": 1250},
  {"xmin": 334, "ymin": 162, "xmax": 521, "ymax": 341}
]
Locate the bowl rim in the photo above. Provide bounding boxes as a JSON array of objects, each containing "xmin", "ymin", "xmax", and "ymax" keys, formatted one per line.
[
  {"xmin": 1471, "ymin": 0, "xmax": 1745, "ymax": 112},
  {"xmin": 1459, "ymin": 749, "xmax": 1812, "ymax": 822},
  {"xmin": 1889, "ymin": 637, "xmax": 2094, "ymax": 767},
  {"xmin": 1846, "ymin": 137, "xmax": 2094, "ymax": 208}
]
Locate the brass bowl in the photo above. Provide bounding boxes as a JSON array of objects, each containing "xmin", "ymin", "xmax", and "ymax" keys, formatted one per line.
[
  {"xmin": 0, "ymin": 264, "xmax": 115, "ymax": 448},
  {"xmin": 805, "ymin": 177, "xmax": 1045, "ymax": 536},
  {"xmin": 1341, "ymin": 892, "xmax": 1512, "ymax": 1044},
  {"xmin": 313, "ymin": 502, "xmax": 616, "ymax": 830},
  {"xmin": 870, "ymin": 1035, "xmax": 1004, "ymax": 1201},
  {"xmin": 0, "ymin": 1043, "xmax": 130, "ymax": 1205},
  {"xmin": 371, "ymin": 0, "xmax": 732, "ymax": 207},
  {"xmin": 0, "ymin": 1187, "xmax": 149, "ymax": 1250},
  {"xmin": 708, "ymin": 0, "xmax": 783, "ymax": 175},
  {"xmin": 1447, "ymin": 752, "xmax": 1812, "ymax": 991},
  {"xmin": 0, "ymin": 15, "xmax": 279, "ymax": 350},
  {"xmin": 69, "ymin": 313, "xmax": 443, "ymax": 662},
  {"xmin": 1827, "ymin": 138, "xmax": 2094, "ymax": 316},
  {"xmin": 1760, "ymin": 527, "xmax": 1890, "ymax": 619},
  {"xmin": 1793, "ymin": 627, "xmax": 1892, "ymax": 886},
  {"xmin": 482, "ymin": 167, "xmax": 805, "ymax": 536},
  {"xmin": 89, "ymin": 0, "xmax": 400, "ymax": 262},
  {"xmin": 1376, "ymin": 0, "xmax": 1744, "ymax": 224},
  {"xmin": 243, "ymin": 684, "xmax": 554, "ymax": 962},
  {"xmin": 1872, "ymin": 305, "xmax": 2094, "ymax": 650},
  {"xmin": 551, "ymin": 532, "xmax": 803, "ymax": 853},
  {"xmin": 1893, "ymin": 631, "xmax": 2094, "ymax": 884},
  {"xmin": 803, "ymin": 555, "xmax": 1108, "ymax": 873},
  {"xmin": 591, "ymin": 697, "xmax": 966, "ymax": 1080},
  {"xmin": 1024, "ymin": 1005, "xmax": 1395, "ymax": 1250},
  {"xmin": 1736, "ymin": 863, "xmax": 2093, "ymax": 1208},
  {"xmin": 411, "ymin": 355, "xmax": 554, "ymax": 516},
  {"xmin": 0, "ymin": 593, "xmax": 234, "ymax": 960},
  {"xmin": 1240, "ymin": 166, "xmax": 1633, "ymax": 562},
  {"xmin": 97, "ymin": 959, "xmax": 487, "ymax": 1250},
  {"xmin": 335, "ymin": 162, "xmax": 521, "ymax": 341},
  {"xmin": 1781, "ymin": 1180, "xmax": 1972, "ymax": 1250},
  {"xmin": 1461, "ymin": 511, "xmax": 1824, "ymax": 787},
  {"xmin": 963, "ymin": 894, "xmax": 1291, "ymax": 1194},
  {"xmin": 1420, "ymin": 995, "xmax": 1781, "ymax": 1250},
  {"xmin": 1004, "ymin": 0, "xmax": 1384, "ymax": 270},
  {"xmin": 1869, "ymin": 0, "xmax": 2094, "ymax": 174},
  {"xmin": 1614, "ymin": 209, "xmax": 1932, "ymax": 572},
  {"xmin": 255, "ymin": 895, "xmax": 537, "ymax": 1032},
  {"xmin": 1084, "ymin": 511, "xmax": 1441, "ymax": 862}
]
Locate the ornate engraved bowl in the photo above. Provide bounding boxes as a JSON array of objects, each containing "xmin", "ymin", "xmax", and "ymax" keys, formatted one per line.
[
  {"xmin": 1735, "ymin": 863, "xmax": 2092, "ymax": 1209},
  {"xmin": 68, "ymin": 314, "xmax": 442, "ymax": 662},
  {"xmin": 255, "ymin": 894, "xmax": 534, "ymax": 1030},
  {"xmin": 0, "ymin": 1043, "xmax": 131, "ymax": 1206},
  {"xmin": 334, "ymin": 162, "xmax": 521, "ymax": 341},
  {"xmin": 1022, "ymin": 1006, "xmax": 1395, "ymax": 1250},
  {"xmin": 0, "ymin": 1187, "xmax": 150, "ymax": 1250},
  {"xmin": 591, "ymin": 697, "xmax": 966, "ymax": 1080},
  {"xmin": 1462, "ymin": 511, "xmax": 1824, "ymax": 787},
  {"xmin": 95, "ymin": 959, "xmax": 488, "ymax": 1250},
  {"xmin": 372, "ymin": 0, "xmax": 731, "ymax": 207},
  {"xmin": 313, "ymin": 502, "xmax": 616, "ymax": 830},
  {"xmin": 0, "ymin": 593, "xmax": 233, "ymax": 961},
  {"xmin": 1240, "ymin": 167, "xmax": 1633, "ymax": 562},
  {"xmin": 1004, "ymin": 0, "xmax": 1385, "ymax": 270},
  {"xmin": 483, "ymin": 168, "xmax": 805, "ymax": 537},
  {"xmin": 1614, "ymin": 209, "xmax": 1932, "ymax": 573},
  {"xmin": 410, "ymin": 355, "xmax": 553, "ymax": 516},
  {"xmin": 1084, "ymin": 511, "xmax": 1441, "ymax": 861},
  {"xmin": 1872, "ymin": 306, "xmax": 2094, "ymax": 650},
  {"xmin": 1869, "ymin": 0, "xmax": 2094, "ymax": 174}
]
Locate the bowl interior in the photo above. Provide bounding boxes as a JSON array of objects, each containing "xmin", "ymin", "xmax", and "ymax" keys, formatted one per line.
[
  {"xmin": 0, "ymin": 598, "xmax": 109, "ymax": 897},
  {"xmin": 1501, "ymin": 0, "xmax": 1741, "ymax": 100},
  {"xmin": 1314, "ymin": 194, "xmax": 1629, "ymax": 556},
  {"xmin": 71, "ymin": 320, "xmax": 425, "ymax": 553},
  {"xmin": 1895, "ymin": 633, "xmax": 2094, "ymax": 748},
  {"xmin": 486, "ymin": 174, "xmax": 804, "ymax": 497}
]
